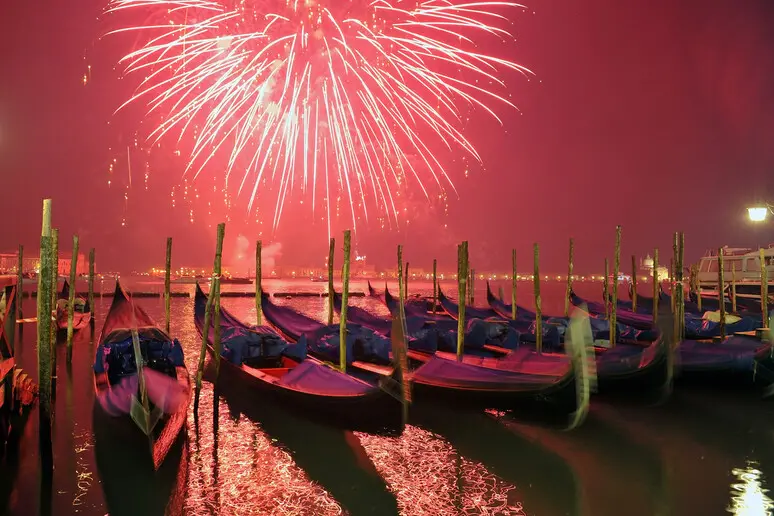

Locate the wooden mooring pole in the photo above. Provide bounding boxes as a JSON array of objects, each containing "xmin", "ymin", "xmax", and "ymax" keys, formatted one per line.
[
  {"xmin": 718, "ymin": 248, "xmax": 726, "ymax": 340},
  {"xmin": 457, "ymin": 242, "xmax": 468, "ymax": 361},
  {"xmin": 534, "ymin": 243, "xmax": 542, "ymax": 354},
  {"xmin": 404, "ymin": 262, "xmax": 410, "ymax": 300},
  {"xmin": 255, "ymin": 240, "xmax": 262, "ymax": 325},
  {"xmin": 652, "ymin": 248, "xmax": 659, "ymax": 324},
  {"xmin": 398, "ymin": 246, "xmax": 405, "ymax": 315},
  {"xmin": 603, "ymin": 258, "xmax": 609, "ymax": 319},
  {"xmin": 50, "ymin": 229, "xmax": 58, "ymax": 381},
  {"xmin": 327, "ymin": 238, "xmax": 335, "ymax": 325},
  {"xmin": 610, "ymin": 226, "xmax": 621, "ymax": 347},
  {"xmin": 194, "ymin": 223, "xmax": 226, "ymax": 411},
  {"xmin": 760, "ymin": 248, "xmax": 768, "ymax": 329},
  {"xmin": 37, "ymin": 199, "xmax": 53, "ymax": 433},
  {"xmin": 631, "ymin": 255, "xmax": 638, "ymax": 313},
  {"xmin": 339, "ymin": 231, "xmax": 352, "ymax": 373},
  {"xmin": 565, "ymin": 238, "xmax": 574, "ymax": 317},
  {"xmin": 16, "ymin": 245, "xmax": 23, "ymax": 322},
  {"xmin": 432, "ymin": 259, "xmax": 437, "ymax": 314},
  {"xmin": 469, "ymin": 267, "xmax": 475, "ymax": 305},
  {"xmin": 511, "ymin": 249, "xmax": 517, "ymax": 320},
  {"xmin": 164, "ymin": 237, "xmax": 172, "ymax": 334},
  {"xmin": 88, "ymin": 249, "xmax": 95, "ymax": 324},
  {"xmin": 66, "ymin": 235, "xmax": 79, "ymax": 363}
]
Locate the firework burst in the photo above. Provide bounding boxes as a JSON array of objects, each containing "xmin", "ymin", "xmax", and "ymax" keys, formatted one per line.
[{"xmin": 106, "ymin": 0, "xmax": 532, "ymax": 231}]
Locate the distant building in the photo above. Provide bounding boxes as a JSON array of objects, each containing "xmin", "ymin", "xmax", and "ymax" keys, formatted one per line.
[{"xmin": 0, "ymin": 252, "xmax": 93, "ymax": 276}]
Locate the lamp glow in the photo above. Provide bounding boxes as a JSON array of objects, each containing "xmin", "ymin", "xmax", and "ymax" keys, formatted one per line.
[{"xmin": 748, "ymin": 207, "xmax": 768, "ymax": 222}]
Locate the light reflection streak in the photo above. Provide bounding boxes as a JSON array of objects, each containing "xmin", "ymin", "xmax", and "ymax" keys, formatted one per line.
[
  {"xmin": 184, "ymin": 384, "xmax": 343, "ymax": 515},
  {"xmin": 355, "ymin": 425, "xmax": 526, "ymax": 515},
  {"xmin": 728, "ymin": 462, "xmax": 774, "ymax": 516}
]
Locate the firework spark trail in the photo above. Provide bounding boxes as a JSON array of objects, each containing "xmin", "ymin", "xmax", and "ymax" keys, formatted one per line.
[{"xmin": 106, "ymin": 0, "xmax": 532, "ymax": 232}]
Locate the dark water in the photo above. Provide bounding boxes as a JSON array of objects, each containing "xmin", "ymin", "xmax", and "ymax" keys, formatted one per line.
[{"xmin": 2, "ymin": 279, "xmax": 773, "ymax": 515}]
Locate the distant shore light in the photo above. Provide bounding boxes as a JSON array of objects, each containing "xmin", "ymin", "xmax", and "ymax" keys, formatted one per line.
[{"xmin": 748, "ymin": 206, "xmax": 768, "ymax": 222}]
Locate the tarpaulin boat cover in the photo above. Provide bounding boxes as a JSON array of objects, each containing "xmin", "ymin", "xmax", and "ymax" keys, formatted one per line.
[
  {"xmin": 94, "ymin": 330, "xmax": 185, "ymax": 375},
  {"xmin": 306, "ymin": 324, "xmax": 392, "ymax": 365},
  {"xmin": 466, "ymin": 319, "xmax": 520, "ymax": 350},
  {"xmin": 594, "ymin": 343, "xmax": 655, "ymax": 375},
  {"xmin": 335, "ymin": 290, "xmax": 520, "ymax": 352},
  {"xmin": 677, "ymin": 336, "xmax": 763, "ymax": 371},
  {"xmin": 278, "ymin": 360, "xmax": 374, "ymax": 395},
  {"xmin": 570, "ymin": 293, "xmax": 654, "ymax": 330},
  {"xmin": 194, "ymin": 284, "xmax": 306, "ymax": 363},
  {"xmin": 683, "ymin": 314, "xmax": 757, "ymax": 338},
  {"xmin": 412, "ymin": 355, "xmax": 561, "ymax": 389},
  {"xmin": 97, "ymin": 368, "xmax": 189, "ymax": 417}
]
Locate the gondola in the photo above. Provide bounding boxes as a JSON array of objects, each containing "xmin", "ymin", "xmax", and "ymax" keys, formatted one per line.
[
  {"xmin": 570, "ymin": 291, "xmax": 759, "ymax": 339},
  {"xmin": 397, "ymin": 285, "xmax": 669, "ymax": 397},
  {"xmin": 92, "ymin": 280, "xmax": 191, "ymax": 470},
  {"xmin": 261, "ymin": 292, "xmax": 589, "ymax": 426},
  {"xmin": 571, "ymin": 291, "xmax": 774, "ymax": 387},
  {"xmin": 56, "ymin": 280, "xmax": 91, "ymax": 332},
  {"xmin": 569, "ymin": 291, "xmax": 654, "ymax": 330},
  {"xmin": 619, "ymin": 290, "xmax": 762, "ymax": 322},
  {"xmin": 194, "ymin": 284, "xmax": 404, "ymax": 434},
  {"xmin": 369, "ymin": 282, "xmax": 450, "ymax": 320}
]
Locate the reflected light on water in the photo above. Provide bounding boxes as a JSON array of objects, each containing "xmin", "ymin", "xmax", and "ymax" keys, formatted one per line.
[
  {"xmin": 356, "ymin": 425, "xmax": 526, "ymax": 515},
  {"xmin": 728, "ymin": 462, "xmax": 774, "ymax": 516},
  {"xmin": 183, "ymin": 386, "xmax": 343, "ymax": 515}
]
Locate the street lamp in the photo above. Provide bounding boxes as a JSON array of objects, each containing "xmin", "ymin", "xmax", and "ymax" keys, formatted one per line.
[{"xmin": 748, "ymin": 204, "xmax": 773, "ymax": 222}]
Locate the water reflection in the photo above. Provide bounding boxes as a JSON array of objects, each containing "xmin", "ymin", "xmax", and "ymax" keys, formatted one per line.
[
  {"xmin": 356, "ymin": 425, "xmax": 525, "ymax": 515},
  {"xmin": 184, "ymin": 385, "xmax": 343, "ymax": 515},
  {"xmin": 728, "ymin": 462, "xmax": 774, "ymax": 516}
]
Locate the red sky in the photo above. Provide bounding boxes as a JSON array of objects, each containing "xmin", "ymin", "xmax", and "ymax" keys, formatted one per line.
[{"xmin": 1, "ymin": 0, "xmax": 773, "ymax": 273}]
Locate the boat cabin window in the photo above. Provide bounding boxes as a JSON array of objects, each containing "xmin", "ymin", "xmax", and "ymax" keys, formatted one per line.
[
  {"xmin": 705, "ymin": 260, "xmax": 718, "ymax": 273},
  {"xmin": 724, "ymin": 259, "xmax": 742, "ymax": 272},
  {"xmin": 699, "ymin": 260, "xmax": 712, "ymax": 272},
  {"xmin": 745, "ymin": 258, "xmax": 760, "ymax": 272}
]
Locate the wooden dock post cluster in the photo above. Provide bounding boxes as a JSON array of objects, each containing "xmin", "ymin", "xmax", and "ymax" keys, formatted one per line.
[{"xmin": 194, "ymin": 223, "xmax": 226, "ymax": 410}]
